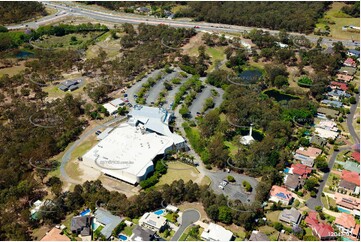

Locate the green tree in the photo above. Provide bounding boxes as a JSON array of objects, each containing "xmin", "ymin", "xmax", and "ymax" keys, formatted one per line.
[{"xmin": 218, "ymin": 206, "xmax": 232, "ymax": 224}]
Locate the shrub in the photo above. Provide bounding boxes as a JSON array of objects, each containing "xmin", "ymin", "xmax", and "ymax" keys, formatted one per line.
[{"xmin": 227, "ymin": 176, "xmax": 235, "ymax": 182}]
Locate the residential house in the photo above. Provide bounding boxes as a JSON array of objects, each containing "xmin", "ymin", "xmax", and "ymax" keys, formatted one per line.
[
  {"xmin": 129, "ymin": 225, "xmax": 156, "ymax": 241},
  {"xmin": 103, "ymin": 98, "xmax": 125, "ymax": 115},
  {"xmin": 316, "ymin": 120, "xmax": 338, "ymax": 132},
  {"xmin": 305, "ymin": 211, "xmax": 335, "ymax": 240},
  {"xmin": 294, "ymin": 147, "xmax": 322, "ymax": 167},
  {"xmin": 343, "ymin": 160, "xmax": 360, "ymax": 174},
  {"xmin": 340, "ymin": 170, "xmax": 360, "ymax": 195},
  {"xmin": 344, "ymin": 57, "xmax": 357, "ymax": 67},
  {"xmin": 284, "ymin": 173, "xmax": 304, "ymax": 191},
  {"xmin": 337, "ymin": 73, "xmax": 353, "ymax": 82},
  {"xmin": 290, "ymin": 163, "xmax": 313, "ymax": 178},
  {"xmin": 139, "ymin": 212, "xmax": 167, "ymax": 232},
  {"xmin": 201, "ymin": 223, "xmax": 233, "ymax": 241},
  {"xmin": 330, "ymin": 81, "xmax": 348, "ymax": 91},
  {"xmin": 165, "ymin": 205, "xmax": 178, "ymax": 213},
  {"xmin": 41, "ymin": 227, "xmax": 70, "ymax": 241},
  {"xmin": 310, "ymin": 135, "xmax": 327, "ymax": 147},
  {"xmin": 321, "ymin": 99, "xmax": 343, "ymax": 108},
  {"xmin": 327, "ymin": 89, "xmax": 351, "ymax": 101},
  {"xmin": 278, "ymin": 207, "xmax": 302, "ymax": 225},
  {"xmin": 347, "ymin": 49, "xmax": 360, "ymax": 58},
  {"xmin": 341, "ymin": 170, "xmax": 360, "ymax": 186},
  {"xmin": 58, "ymin": 79, "xmax": 81, "ymax": 92},
  {"xmin": 94, "ymin": 208, "xmax": 123, "ymax": 239},
  {"xmin": 317, "ymin": 107, "xmax": 339, "ymax": 120},
  {"xmin": 334, "ymin": 213, "xmax": 360, "ymax": 239},
  {"xmin": 70, "ymin": 215, "xmax": 92, "ymax": 237},
  {"xmin": 315, "ymin": 127, "xmax": 339, "ymax": 140},
  {"xmin": 269, "ymin": 185, "xmax": 293, "ymax": 205},
  {"xmin": 136, "ymin": 7, "xmax": 150, "ymax": 13},
  {"xmin": 335, "ymin": 193, "xmax": 360, "ymax": 217},
  {"xmin": 351, "ymin": 151, "xmax": 360, "ymax": 163},
  {"xmin": 249, "ymin": 231, "xmax": 269, "ymax": 241},
  {"xmin": 338, "ymin": 66, "xmax": 357, "ymax": 76}
]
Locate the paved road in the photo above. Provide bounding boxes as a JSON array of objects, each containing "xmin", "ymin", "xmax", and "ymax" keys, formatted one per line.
[
  {"xmin": 7, "ymin": 1, "xmax": 359, "ymax": 49},
  {"xmin": 171, "ymin": 209, "xmax": 201, "ymax": 241},
  {"xmin": 347, "ymin": 93, "xmax": 360, "ymax": 144},
  {"xmin": 307, "ymin": 93, "xmax": 360, "ymax": 210}
]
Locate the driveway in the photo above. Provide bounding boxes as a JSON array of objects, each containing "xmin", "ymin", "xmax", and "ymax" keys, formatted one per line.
[{"xmin": 171, "ymin": 209, "xmax": 201, "ymax": 241}]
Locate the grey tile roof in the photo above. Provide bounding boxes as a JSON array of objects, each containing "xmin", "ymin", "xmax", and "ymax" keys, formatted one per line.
[
  {"xmin": 94, "ymin": 208, "xmax": 122, "ymax": 239},
  {"xmin": 279, "ymin": 207, "xmax": 301, "ymax": 225},
  {"xmin": 71, "ymin": 215, "xmax": 91, "ymax": 236},
  {"xmin": 130, "ymin": 225, "xmax": 155, "ymax": 241}
]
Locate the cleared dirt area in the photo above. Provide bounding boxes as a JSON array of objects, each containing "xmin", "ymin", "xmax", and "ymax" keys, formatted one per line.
[
  {"xmin": 178, "ymin": 202, "xmax": 209, "ymax": 221},
  {"xmin": 182, "ymin": 32, "xmax": 204, "ymax": 57},
  {"xmin": 0, "ymin": 60, "xmax": 28, "ymax": 77}
]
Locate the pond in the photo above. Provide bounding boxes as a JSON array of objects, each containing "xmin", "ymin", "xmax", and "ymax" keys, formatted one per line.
[
  {"xmin": 16, "ymin": 51, "xmax": 34, "ymax": 59},
  {"xmin": 263, "ymin": 89, "xmax": 300, "ymax": 102},
  {"xmin": 237, "ymin": 70, "xmax": 262, "ymax": 85}
]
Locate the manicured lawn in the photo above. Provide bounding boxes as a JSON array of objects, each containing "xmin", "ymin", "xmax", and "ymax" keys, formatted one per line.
[
  {"xmin": 314, "ymin": 2, "xmax": 360, "ymax": 40},
  {"xmin": 305, "ymin": 227, "xmax": 313, "ymax": 236},
  {"xmin": 259, "ymin": 226, "xmax": 278, "ymax": 240},
  {"xmin": 156, "ymin": 162, "xmax": 200, "ymax": 186},
  {"xmin": 266, "ymin": 210, "xmax": 281, "ymax": 223},
  {"xmin": 122, "ymin": 225, "xmax": 135, "ymax": 236}
]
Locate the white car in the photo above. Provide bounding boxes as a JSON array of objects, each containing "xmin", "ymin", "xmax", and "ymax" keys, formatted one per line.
[{"xmin": 218, "ymin": 185, "xmax": 224, "ymax": 190}]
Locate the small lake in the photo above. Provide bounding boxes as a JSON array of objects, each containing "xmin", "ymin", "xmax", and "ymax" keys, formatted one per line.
[
  {"xmin": 237, "ymin": 70, "xmax": 262, "ymax": 85},
  {"xmin": 16, "ymin": 51, "xmax": 34, "ymax": 59},
  {"xmin": 263, "ymin": 89, "xmax": 300, "ymax": 102}
]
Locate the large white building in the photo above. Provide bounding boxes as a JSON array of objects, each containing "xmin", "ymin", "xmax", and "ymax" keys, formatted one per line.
[{"xmin": 82, "ymin": 105, "xmax": 187, "ymax": 185}]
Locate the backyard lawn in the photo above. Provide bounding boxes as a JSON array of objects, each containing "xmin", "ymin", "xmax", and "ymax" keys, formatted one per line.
[{"xmin": 266, "ymin": 210, "xmax": 281, "ymax": 223}]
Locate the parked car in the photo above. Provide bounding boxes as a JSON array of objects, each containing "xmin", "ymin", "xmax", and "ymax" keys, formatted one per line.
[{"xmin": 95, "ymin": 130, "xmax": 102, "ymax": 135}]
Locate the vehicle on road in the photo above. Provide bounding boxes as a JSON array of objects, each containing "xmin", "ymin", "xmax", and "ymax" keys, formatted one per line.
[{"xmin": 194, "ymin": 26, "xmax": 200, "ymax": 28}]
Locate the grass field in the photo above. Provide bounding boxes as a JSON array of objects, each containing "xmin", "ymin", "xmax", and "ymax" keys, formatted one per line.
[
  {"xmin": 224, "ymin": 140, "xmax": 239, "ymax": 156},
  {"xmin": 34, "ymin": 32, "xmax": 102, "ymax": 49},
  {"xmin": 122, "ymin": 224, "xmax": 135, "ymax": 236},
  {"xmin": 258, "ymin": 226, "xmax": 279, "ymax": 240},
  {"xmin": 266, "ymin": 210, "xmax": 281, "ymax": 223},
  {"xmin": 206, "ymin": 46, "xmax": 226, "ymax": 71},
  {"xmin": 156, "ymin": 162, "xmax": 201, "ymax": 186},
  {"xmin": 315, "ymin": 2, "xmax": 360, "ymax": 41},
  {"xmin": 0, "ymin": 60, "xmax": 28, "ymax": 77}
]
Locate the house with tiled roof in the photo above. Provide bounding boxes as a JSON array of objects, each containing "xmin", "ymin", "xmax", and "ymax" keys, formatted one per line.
[
  {"xmin": 347, "ymin": 49, "xmax": 360, "ymax": 58},
  {"xmin": 337, "ymin": 73, "xmax": 354, "ymax": 82},
  {"xmin": 310, "ymin": 135, "xmax": 327, "ymax": 147},
  {"xmin": 305, "ymin": 211, "xmax": 335, "ymax": 240},
  {"xmin": 278, "ymin": 207, "xmax": 301, "ymax": 225},
  {"xmin": 41, "ymin": 227, "xmax": 70, "ymax": 241},
  {"xmin": 335, "ymin": 193, "xmax": 360, "ymax": 217},
  {"xmin": 294, "ymin": 147, "xmax": 322, "ymax": 167},
  {"xmin": 334, "ymin": 213, "xmax": 360, "ymax": 239},
  {"xmin": 269, "ymin": 185, "xmax": 293, "ymax": 205},
  {"xmin": 327, "ymin": 89, "xmax": 351, "ymax": 101},
  {"xmin": 351, "ymin": 151, "xmax": 360, "ymax": 163},
  {"xmin": 338, "ymin": 66, "xmax": 357, "ymax": 76},
  {"xmin": 284, "ymin": 173, "xmax": 304, "ymax": 191},
  {"xmin": 290, "ymin": 163, "xmax": 313, "ymax": 178},
  {"xmin": 341, "ymin": 170, "xmax": 360, "ymax": 186},
  {"xmin": 344, "ymin": 57, "xmax": 357, "ymax": 67},
  {"xmin": 330, "ymin": 81, "xmax": 348, "ymax": 91}
]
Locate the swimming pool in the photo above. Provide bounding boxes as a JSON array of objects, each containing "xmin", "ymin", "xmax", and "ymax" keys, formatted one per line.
[
  {"xmin": 337, "ymin": 206, "xmax": 351, "ymax": 214},
  {"xmin": 80, "ymin": 208, "xmax": 91, "ymax": 216},
  {"xmin": 154, "ymin": 209, "xmax": 165, "ymax": 216},
  {"xmin": 284, "ymin": 168, "xmax": 290, "ymax": 173},
  {"xmin": 119, "ymin": 234, "xmax": 128, "ymax": 241}
]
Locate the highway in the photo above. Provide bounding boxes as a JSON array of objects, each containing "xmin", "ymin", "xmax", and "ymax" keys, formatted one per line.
[{"xmin": 5, "ymin": 1, "xmax": 360, "ymax": 48}]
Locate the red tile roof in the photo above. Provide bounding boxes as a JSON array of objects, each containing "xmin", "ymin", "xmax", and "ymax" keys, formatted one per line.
[
  {"xmin": 296, "ymin": 147, "xmax": 322, "ymax": 158},
  {"xmin": 335, "ymin": 213, "xmax": 356, "ymax": 229},
  {"xmin": 344, "ymin": 58, "xmax": 357, "ymax": 67},
  {"xmin": 353, "ymin": 224, "xmax": 360, "ymax": 236},
  {"xmin": 291, "ymin": 163, "xmax": 312, "ymax": 178},
  {"xmin": 41, "ymin": 228, "xmax": 70, "ymax": 241},
  {"xmin": 305, "ymin": 211, "xmax": 334, "ymax": 239},
  {"xmin": 337, "ymin": 74, "xmax": 353, "ymax": 82},
  {"xmin": 331, "ymin": 81, "xmax": 348, "ymax": 91},
  {"xmin": 342, "ymin": 170, "xmax": 360, "ymax": 186},
  {"xmin": 351, "ymin": 151, "xmax": 360, "ymax": 163}
]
